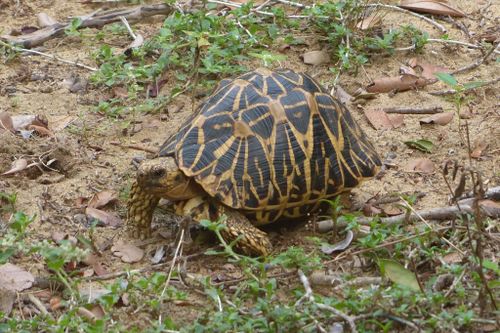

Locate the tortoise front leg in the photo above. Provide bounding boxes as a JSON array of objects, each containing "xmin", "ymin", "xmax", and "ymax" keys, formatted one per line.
[
  {"xmin": 127, "ymin": 180, "xmax": 160, "ymax": 239},
  {"xmin": 218, "ymin": 207, "xmax": 273, "ymax": 257}
]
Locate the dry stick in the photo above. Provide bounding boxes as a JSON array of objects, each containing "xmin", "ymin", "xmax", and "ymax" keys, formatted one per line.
[
  {"xmin": 365, "ymin": 3, "xmax": 446, "ymax": 33},
  {"xmin": 297, "ymin": 270, "xmax": 358, "ymax": 333},
  {"xmin": 0, "ymin": 40, "xmax": 97, "ymax": 71},
  {"xmin": 325, "ymin": 197, "xmax": 498, "ymax": 230},
  {"xmin": 0, "ymin": 3, "xmax": 174, "ymax": 48},
  {"xmin": 451, "ymin": 41, "xmax": 500, "ymax": 75},
  {"xmin": 383, "ymin": 106, "xmax": 443, "ymax": 114},
  {"xmin": 109, "ymin": 142, "xmax": 158, "ymax": 154}
]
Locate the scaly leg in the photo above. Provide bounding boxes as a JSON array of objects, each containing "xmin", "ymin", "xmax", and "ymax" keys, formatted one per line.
[
  {"xmin": 127, "ymin": 180, "xmax": 160, "ymax": 239},
  {"xmin": 218, "ymin": 207, "xmax": 273, "ymax": 257}
]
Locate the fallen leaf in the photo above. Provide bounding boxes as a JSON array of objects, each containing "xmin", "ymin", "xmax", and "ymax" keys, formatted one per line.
[
  {"xmin": 442, "ymin": 252, "xmax": 463, "ymax": 264},
  {"xmin": 406, "ymin": 158, "xmax": 435, "ymax": 173},
  {"xmin": 408, "ymin": 58, "xmax": 450, "ymax": 81},
  {"xmin": 0, "ymin": 112, "xmax": 14, "ymax": 133},
  {"xmin": 88, "ymin": 190, "xmax": 118, "ymax": 209},
  {"xmin": 151, "ymin": 246, "xmax": 165, "ymax": 264},
  {"xmin": 419, "ymin": 112, "xmax": 454, "ymax": 125},
  {"xmin": 404, "ymin": 139, "xmax": 434, "ymax": 153},
  {"xmin": 364, "ymin": 108, "xmax": 404, "ymax": 130},
  {"xmin": 85, "ymin": 207, "xmax": 122, "ymax": 227},
  {"xmin": 320, "ymin": 230, "xmax": 354, "ymax": 254},
  {"xmin": 37, "ymin": 13, "xmax": 58, "ymax": 27},
  {"xmin": 356, "ymin": 13, "xmax": 382, "ymax": 30},
  {"xmin": 302, "ymin": 50, "xmax": 330, "ymax": 66},
  {"xmin": 380, "ymin": 204, "xmax": 403, "ymax": 216},
  {"xmin": 111, "ymin": 240, "xmax": 144, "ymax": 263},
  {"xmin": 11, "ymin": 114, "xmax": 48, "ymax": 131},
  {"xmin": 28, "ymin": 124, "xmax": 54, "ymax": 136},
  {"xmin": 471, "ymin": 140, "xmax": 488, "ymax": 159},
  {"xmin": 379, "ymin": 259, "xmax": 421, "ymax": 292},
  {"xmin": 50, "ymin": 115, "xmax": 76, "ymax": 132},
  {"xmin": 90, "ymin": 304, "xmax": 105, "ymax": 319},
  {"xmin": 49, "ymin": 296, "xmax": 63, "ymax": 311},
  {"xmin": 0, "ymin": 263, "xmax": 35, "ymax": 292},
  {"xmin": 366, "ymin": 74, "xmax": 427, "ymax": 93},
  {"xmin": 124, "ymin": 34, "xmax": 144, "ymax": 56},
  {"xmin": 399, "ymin": 0, "xmax": 466, "ymax": 17},
  {"xmin": 2, "ymin": 159, "xmax": 29, "ymax": 175},
  {"xmin": 333, "ymin": 85, "xmax": 353, "ymax": 105},
  {"xmin": 479, "ymin": 200, "xmax": 500, "ymax": 218},
  {"xmin": 112, "ymin": 86, "xmax": 128, "ymax": 98},
  {"xmin": 363, "ymin": 203, "xmax": 383, "ymax": 216}
]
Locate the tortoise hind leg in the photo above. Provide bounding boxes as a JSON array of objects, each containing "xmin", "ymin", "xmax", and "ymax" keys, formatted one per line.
[
  {"xmin": 127, "ymin": 180, "xmax": 160, "ymax": 239},
  {"xmin": 218, "ymin": 207, "xmax": 272, "ymax": 257}
]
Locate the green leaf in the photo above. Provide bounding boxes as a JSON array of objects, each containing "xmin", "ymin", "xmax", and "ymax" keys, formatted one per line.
[
  {"xmin": 434, "ymin": 72, "xmax": 457, "ymax": 87},
  {"xmin": 462, "ymin": 81, "xmax": 486, "ymax": 90},
  {"xmin": 482, "ymin": 259, "xmax": 499, "ymax": 275},
  {"xmin": 404, "ymin": 139, "xmax": 434, "ymax": 153},
  {"xmin": 379, "ymin": 259, "xmax": 421, "ymax": 292}
]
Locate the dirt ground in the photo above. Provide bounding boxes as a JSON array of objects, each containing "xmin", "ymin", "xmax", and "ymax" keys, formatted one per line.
[{"xmin": 0, "ymin": 0, "xmax": 499, "ymax": 328}]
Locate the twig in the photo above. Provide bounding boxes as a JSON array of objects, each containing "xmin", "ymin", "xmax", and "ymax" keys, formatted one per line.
[
  {"xmin": 161, "ymin": 227, "xmax": 184, "ymax": 297},
  {"xmin": 119, "ymin": 16, "xmax": 137, "ymax": 40},
  {"xmin": 428, "ymin": 38, "xmax": 500, "ymax": 55},
  {"xmin": 0, "ymin": 40, "xmax": 97, "ymax": 71},
  {"xmin": 452, "ymin": 41, "xmax": 500, "ymax": 75},
  {"xmin": 383, "ymin": 106, "xmax": 443, "ymax": 114},
  {"xmin": 429, "ymin": 77, "xmax": 500, "ymax": 96},
  {"xmin": 274, "ymin": 0, "xmax": 309, "ymax": 9},
  {"xmin": 297, "ymin": 270, "xmax": 358, "ymax": 333},
  {"xmin": 26, "ymin": 294, "xmax": 53, "ymax": 319},
  {"xmin": 0, "ymin": 4, "xmax": 174, "ymax": 48},
  {"xmin": 84, "ymin": 251, "xmax": 205, "ymax": 281},
  {"xmin": 109, "ymin": 141, "xmax": 157, "ymax": 154},
  {"xmin": 365, "ymin": 4, "xmax": 446, "ymax": 33}
]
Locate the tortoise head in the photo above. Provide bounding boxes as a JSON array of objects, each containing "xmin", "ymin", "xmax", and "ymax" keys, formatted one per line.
[{"xmin": 136, "ymin": 157, "xmax": 200, "ymax": 200}]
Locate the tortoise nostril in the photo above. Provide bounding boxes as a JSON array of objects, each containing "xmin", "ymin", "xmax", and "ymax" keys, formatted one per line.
[{"xmin": 153, "ymin": 168, "xmax": 166, "ymax": 178}]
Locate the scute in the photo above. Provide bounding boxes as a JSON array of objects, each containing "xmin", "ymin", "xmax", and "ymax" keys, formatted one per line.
[{"xmin": 159, "ymin": 68, "xmax": 381, "ymax": 223}]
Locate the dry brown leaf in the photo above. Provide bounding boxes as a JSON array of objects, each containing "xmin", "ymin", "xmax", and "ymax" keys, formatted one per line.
[
  {"xmin": 334, "ymin": 85, "xmax": 353, "ymax": 105},
  {"xmin": 479, "ymin": 200, "xmax": 500, "ymax": 218},
  {"xmin": 90, "ymin": 304, "xmax": 105, "ymax": 319},
  {"xmin": 381, "ymin": 204, "xmax": 403, "ymax": 216},
  {"xmin": 125, "ymin": 34, "xmax": 144, "ymax": 56},
  {"xmin": 28, "ymin": 124, "xmax": 54, "ymax": 136},
  {"xmin": 49, "ymin": 296, "xmax": 64, "ymax": 311},
  {"xmin": 419, "ymin": 112, "xmax": 454, "ymax": 125},
  {"xmin": 302, "ymin": 50, "xmax": 330, "ymax": 66},
  {"xmin": 88, "ymin": 190, "xmax": 118, "ymax": 209},
  {"xmin": 442, "ymin": 252, "xmax": 463, "ymax": 264},
  {"xmin": 112, "ymin": 86, "xmax": 128, "ymax": 98},
  {"xmin": 399, "ymin": 0, "xmax": 465, "ymax": 17},
  {"xmin": 37, "ymin": 13, "xmax": 58, "ymax": 27},
  {"xmin": 50, "ymin": 115, "xmax": 76, "ymax": 132},
  {"xmin": 2, "ymin": 159, "xmax": 29, "ymax": 175},
  {"xmin": 85, "ymin": 207, "xmax": 122, "ymax": 227},
  {"xmin": 406, "ymin": 158, "xmax": 435, "ymax": 174},
  {"xmin": 366, "ymin": 74, "xmax": 427, "ymax": 93},
  {"xmin": 363, "ymin": 203, "xmax": 383, "ymax": 216},
  {"xmin": 11, "ymin": 114, "xmax": 48, "ymax": 131},
  {"xmin": 471, "ymin": 140, "xmax": 488, "ymax": 159},
  {"xmin": 0, "ymin": 112, "xmax": 14, "ymax": 133},
  {"xmin": 0, "ymin": 263, "xmax": 35, "ymax": 292},
  {"xmin": 407, "ymin": 58, "xmax": 450, "ymax": 81},
  {"xmin": 364, "ymin": 109, "xmax": 404, "ymax": 130},
  {"xmin": 356, "ymin": 13, "xmax": 382, "ymax": 30},
  {"xmin": 111, "ymin": 240, "xmax": 144, "ymax": 263}
]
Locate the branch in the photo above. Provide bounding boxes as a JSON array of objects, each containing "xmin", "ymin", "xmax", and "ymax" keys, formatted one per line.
[
  {"xmin": 0, "ymin": 4, "xmax": 174, "ymax": 48},
  {"xmin": 383, "ymin": 106, "xmax": 443, "ymax": 114}
]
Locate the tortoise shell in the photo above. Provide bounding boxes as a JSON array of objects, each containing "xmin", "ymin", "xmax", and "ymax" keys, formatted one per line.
[{"xmin": 159, "ymin": 68, "xmax": 381, "ymax": 224}]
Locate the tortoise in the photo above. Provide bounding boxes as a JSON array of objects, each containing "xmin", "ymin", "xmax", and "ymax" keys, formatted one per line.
[{"xmin": 127, "ymin": 68, "xmax": 381, "ymax": 256}]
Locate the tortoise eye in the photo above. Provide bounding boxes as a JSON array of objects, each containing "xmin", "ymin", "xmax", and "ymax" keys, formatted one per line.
[{"xmin": 153, "ymin": 168, "xmax": 166, "ymax": 178}]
